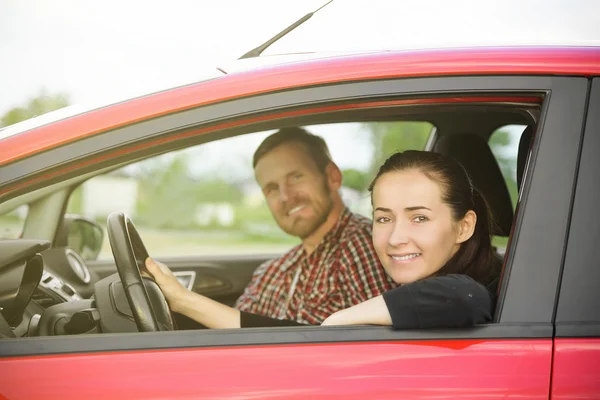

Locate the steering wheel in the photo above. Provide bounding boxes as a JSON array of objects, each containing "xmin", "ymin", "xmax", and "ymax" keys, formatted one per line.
[{"xmin": 106, "ymin": 212, "xmax": 174, "ymax": 332}]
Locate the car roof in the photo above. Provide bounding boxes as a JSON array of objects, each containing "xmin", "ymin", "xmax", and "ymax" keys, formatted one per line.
[
  {"xmin": 0, "ymin": 51, "xmax": 377, "ymax": 141},
  {"xmin": 1, "ymin": 46, "xmax": 599, "ymax": 166},
  {"xmin": 0, "ymin": 51, "xmax": 374, "ymax": 142}
]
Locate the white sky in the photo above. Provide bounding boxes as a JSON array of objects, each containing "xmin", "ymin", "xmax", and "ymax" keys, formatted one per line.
[
  {"xmin": 2, "ymin": 0, "xmax": 599, "ymax": 116},
  {"xmin": 0, "ymin": 0, "xmax": 597, "ymax": 174}
]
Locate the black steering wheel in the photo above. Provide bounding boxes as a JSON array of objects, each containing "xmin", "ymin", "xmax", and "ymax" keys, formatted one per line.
[{"xmin": 106, "ymin": 212, "xmax": 174, "ymax": 332}]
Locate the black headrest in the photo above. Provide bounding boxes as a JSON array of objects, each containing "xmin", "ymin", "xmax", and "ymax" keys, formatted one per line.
[
  {"xmin": 433, "ymin": 133, "xmax": 514, "ymax": 236},
  {"xmin": 517, "ymin": 126, "xmax": 534, "ymax": 190}
]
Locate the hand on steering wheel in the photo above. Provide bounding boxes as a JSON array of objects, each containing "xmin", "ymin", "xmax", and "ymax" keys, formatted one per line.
[
  {"xmin": 145, "ymin": 258, "xmax": 188, "ymax": 313},
  {"xmin": 107, "ymin": 212, "xmax": 174, "ymax": 332}
]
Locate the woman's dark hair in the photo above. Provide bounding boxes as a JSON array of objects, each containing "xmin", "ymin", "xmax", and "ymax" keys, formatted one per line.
[{"xmin": 369, "ymin": 150, "xmax": 500, "ymax": 286}]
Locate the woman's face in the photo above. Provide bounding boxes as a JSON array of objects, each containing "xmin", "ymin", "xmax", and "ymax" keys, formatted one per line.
[{"xmin": 372, "ymin": 169, "xmax": 475, "ymax": 285}]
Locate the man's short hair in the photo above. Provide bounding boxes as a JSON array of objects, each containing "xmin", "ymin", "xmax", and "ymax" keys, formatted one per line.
[{"xmin": 252, "ymin": 127, "xmax": 333, "ymax": 172}]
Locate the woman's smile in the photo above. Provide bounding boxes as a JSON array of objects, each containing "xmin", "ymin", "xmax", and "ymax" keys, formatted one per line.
[{"xmin": 389, "ymin": 253, "xmax": 422, "ymax": 263}]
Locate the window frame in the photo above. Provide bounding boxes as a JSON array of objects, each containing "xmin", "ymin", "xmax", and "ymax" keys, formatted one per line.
[
  {"xmin": 66, "ymin": 120, "xmax": 436, "ymax": 261},
  {"xmin": 0, "ymin": 75, "xmax": 589, "ymax": 357},
  {"xmin": 555, "ymin": 78, "xmax": 600, "ymax": 337}
]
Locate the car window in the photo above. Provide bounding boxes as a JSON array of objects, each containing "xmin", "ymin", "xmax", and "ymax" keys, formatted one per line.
[
  {"xmin": 488, "ymin": 125, "xmax": 527, "ymax": 249},
  {"xmin": 0, "ymin": 205, "xmax": 28, "ymax": 239},
  {"xmin": 66, "ymin": 121, "xmax": 434, "ymax": 260}
]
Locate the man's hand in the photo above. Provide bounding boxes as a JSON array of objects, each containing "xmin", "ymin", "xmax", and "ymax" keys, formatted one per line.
[
  {"xmin": 145, "ymin": 257, "xmax": 188, "ymax": 312},
  {"xmin": 145, "ymin": 257, "xmax": 242, "ymax": 329}
]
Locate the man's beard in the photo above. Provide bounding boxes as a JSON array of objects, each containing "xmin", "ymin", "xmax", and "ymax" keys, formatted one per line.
[{"xmin": 277, "ymin": 182, "xmax": 335, "ymax": 239}]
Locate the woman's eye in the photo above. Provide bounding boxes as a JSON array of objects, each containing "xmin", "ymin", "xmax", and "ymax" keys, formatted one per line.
[
  {"xmin": 375, "ymin": 216, "xmax": 391, "ymax": 223},
  {"xmin": 412, "ymin": 215, "xmax": 428, "ymax": 223}
]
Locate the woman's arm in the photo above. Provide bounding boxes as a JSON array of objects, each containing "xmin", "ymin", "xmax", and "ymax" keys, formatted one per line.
[
  {"xmin": 321, "ymin": 295, "xmax": 392, "ymax": 326},
  {"xmin": 321, "ymin": 275, "xmax": 495, "ymax": 329},
  {"xmin": 145, "ymin": 258, "xmax": 241, "ymax": 329},
  {"xmin": 382, "ymin": 274, "xmax": 494, "ymax": 330}
]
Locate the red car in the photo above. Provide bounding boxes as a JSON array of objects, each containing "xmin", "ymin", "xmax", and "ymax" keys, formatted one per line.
[{"xmin": 0, "ymin": 46, "xmax": 599, "ymax": 399}]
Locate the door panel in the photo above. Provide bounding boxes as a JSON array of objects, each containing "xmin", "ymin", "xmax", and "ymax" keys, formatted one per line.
[
  {"xmin": 1, "ymin": 338, "xmax": 552, "ymax": 399},
  {"xmin": 88, "ymin": 253, "xmax": 280, "ymax": 305},
  {"xmin": 551, "ymin": 338, "xmax": 600, "ymax": 399}
]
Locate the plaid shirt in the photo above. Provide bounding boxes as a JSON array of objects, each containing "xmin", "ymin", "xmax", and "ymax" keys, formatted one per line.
[{"xmin": 235, "ymin": 207, "xmax": 396, "ymax": 324}]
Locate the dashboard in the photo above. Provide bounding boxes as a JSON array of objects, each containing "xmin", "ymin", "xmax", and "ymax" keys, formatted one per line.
[{"xmin": 0, "ymin": 239, "xmax": 149, "ymax": 338}]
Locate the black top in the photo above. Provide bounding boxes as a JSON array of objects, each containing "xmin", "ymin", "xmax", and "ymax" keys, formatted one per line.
[
  {"xmin": 240, "ymin": 311, "xmax": 304, "ymax": 328},
  {"xmin": 240, "ymin": 274, "xmax": 495, "ymax": 329},
  {"xmin": 382, "ymin": 274, "xmax": 494, "ymax": 329}
]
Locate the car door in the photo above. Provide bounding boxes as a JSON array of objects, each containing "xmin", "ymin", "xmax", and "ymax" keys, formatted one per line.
[
  {"xmin": 551, "ymin": 77, "xmax": 600, "ymax": 399},
  {"xmin": 89, "ymin": 252, "xmax": 272, "ymax": 307},
  {"xmin": 0, "ymin": 72, "xmax": 588, "ymax": 399}
]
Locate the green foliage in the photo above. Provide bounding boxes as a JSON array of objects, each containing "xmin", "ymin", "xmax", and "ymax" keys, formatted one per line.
[
  {"xmin": 488, "ymin": 130, "xmax": 519, "ymax": 208},
  {"xmin": 342, "ymin": 168, "xmax": 371, "ymax": 192},
  {"xmin": 193, "ymin": 180, "xmax": 243, "ymax": 204},
  {"xmin": 368, "ymin": 121, "xmax": 433, "ymax": 174},
  {"xmin": 489, "ymin": 130, "xmax": 511, "ymax": 147},
  {"xmin": 488, "ymin": 130, "xmax": 514, "ymax": 177},
  {"xmin": 134, "ymin": 155, "xmax": 244, "ymax": 229},
  {"xmin": 136, "ymin": 155, "xmax": 199, "ymax": 228},
  {"xmin": 1, "ymin": 91, "xmax": 70, "ymax": 127}
]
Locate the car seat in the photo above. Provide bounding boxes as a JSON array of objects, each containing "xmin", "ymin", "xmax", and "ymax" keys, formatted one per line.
[{"xmin": 433, "ymin": 133, "xmax": 514, "ymax": 237}]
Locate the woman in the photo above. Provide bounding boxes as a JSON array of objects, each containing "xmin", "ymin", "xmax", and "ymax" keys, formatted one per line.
[{"xmin": 146, "ymin": 150, "xmax": 501, "ymax": 329}]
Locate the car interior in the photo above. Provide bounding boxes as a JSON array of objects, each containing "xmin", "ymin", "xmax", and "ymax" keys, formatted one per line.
[{"xmin": 0, "ymin": 98, "xmax": 541, "ymax": 339}]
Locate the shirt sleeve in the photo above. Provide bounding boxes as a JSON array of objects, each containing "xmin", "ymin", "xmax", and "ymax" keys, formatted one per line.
[
  {"xmin": 337, "ymin": 231, "xmax": 395, "ymax": 306},
  {"xmin": 240, "ymin": 311, "xmax": 307, "ymax": 328},
  {"xmin": 382, "ymin": 275, "xmax": 495, "ymax": 330},
  {"xmin": 234, "ymin": 259, "xmax": 273, "ymax": 313}
]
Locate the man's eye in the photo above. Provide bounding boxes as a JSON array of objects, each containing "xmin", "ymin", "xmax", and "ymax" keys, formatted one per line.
[
  {"xmin": 412, "ymin": 215, "xmax": 428, "ymax": 223},
  {"xmin": 292, "ymin": 174, "xmax": 302, "ymax": 181}
]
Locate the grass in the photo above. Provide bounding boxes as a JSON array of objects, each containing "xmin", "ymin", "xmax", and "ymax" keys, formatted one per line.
[{"xmin": 97, "ymin": 226, "xmax": 297, "ymax": 259}]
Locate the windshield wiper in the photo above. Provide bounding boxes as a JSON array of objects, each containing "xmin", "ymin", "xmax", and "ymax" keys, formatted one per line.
[{"xmin": 238, "ymin": 0, "xmax": 334, "ymax": 59}]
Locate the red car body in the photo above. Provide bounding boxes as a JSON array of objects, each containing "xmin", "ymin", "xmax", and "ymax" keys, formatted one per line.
[{"xmin": 1, "ymin": 47, "xmax": 599, "ymax": 399}]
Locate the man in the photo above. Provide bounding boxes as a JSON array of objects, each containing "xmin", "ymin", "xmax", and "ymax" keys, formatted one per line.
[{"xmin": 234, "ymin": 127, "xmax": 395, "ymax": 324}]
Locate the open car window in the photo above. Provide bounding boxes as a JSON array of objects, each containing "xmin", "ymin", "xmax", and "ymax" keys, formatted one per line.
[
  {"xmin": 66, "ymin": 121, "xmax": 434, "ymax": 260},
  {"xmin": 488, "ymin": 124, "xmax": 528, "ymax": 250}
]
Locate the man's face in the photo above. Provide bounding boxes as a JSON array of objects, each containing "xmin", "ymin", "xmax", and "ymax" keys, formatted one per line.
[{"xmin": 255, "ymin": 142, "xmax": 335, "ymax": 239}]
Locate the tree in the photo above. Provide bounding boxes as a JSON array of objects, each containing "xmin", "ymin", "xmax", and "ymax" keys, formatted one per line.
[
  {"xmin": 488, "ymin": 130, "xmax": 519, "ymax": 207},
  {"xmin": 135, "ymin": 154, "xmax": 243, "ymax": 229},
  {"xmin": 193, "ymin": 180, "xmax": 243, "ymax": 204},
  {"xmin": 1, "ymin": 91, "xmax": 70, "ymax": 127},
  {"xmin": 368, "ymin": 121, "xmax": 433, "ymax": 175},
  {"xmin": 342, "ymin": 168, "xmax": 370, "ymax": 192},
  {"xmin": 136, "ymin": 155, "xmax": 197, "ymax": 229}
]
